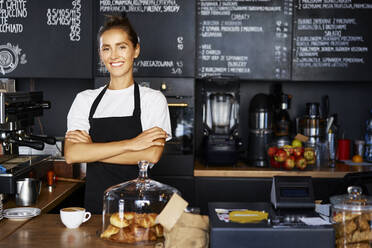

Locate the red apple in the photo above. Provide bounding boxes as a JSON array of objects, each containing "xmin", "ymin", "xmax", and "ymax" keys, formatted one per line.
[
  {"xmin": 283, "ymin": 155, "xmax": 295, "ymax": 170},
  {"xmin": 274, "ymin": 148, "xmax": 287, "ymax": 162},
  {"xmin": 283, "ymin": 145, "xmax": 294, "ymax": 156},
  {"xmin": 293, "ymin": 147, "xmax": 304, "ymax": 158},
  {"xmin": 295, "ymin": 157, "xmax": 307, "ymax": 170},
  {"xmin": 267, "ymin": 147, "xmax": 278, "ymax": 158},
  {"xmin": 270, "ymin": 157, "xmax": 281, "ymax": 169}
]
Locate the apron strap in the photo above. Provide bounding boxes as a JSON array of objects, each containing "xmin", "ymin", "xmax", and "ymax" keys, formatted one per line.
[
  {"xmin": 133, "ymin": 82, "xmax": 141, "ymax": 118},
  {"xmin": 88, "ymin": 83, "xmax": 141, "ymax": 121},
  {"xmin": 89, "ymin": 85, "xmax": 108, "ymax": 120}
]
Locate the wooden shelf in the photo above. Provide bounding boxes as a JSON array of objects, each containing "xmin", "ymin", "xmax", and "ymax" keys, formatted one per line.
[
  {"xmin": 194, "ymin": 160, "xmax": 372, "ymax": 178},
  {"xmin": 0, "ymin": 181, "xmax": 83, "ymax": 241},
  {"xmin": 0, "ymin": 214, "xmax": 159, "ymax": 248}
]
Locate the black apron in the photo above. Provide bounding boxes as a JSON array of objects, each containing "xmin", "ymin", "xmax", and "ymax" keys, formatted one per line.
[{"xmin": 84, "ymin": 83, "xmax": 142, "ymax": 214}]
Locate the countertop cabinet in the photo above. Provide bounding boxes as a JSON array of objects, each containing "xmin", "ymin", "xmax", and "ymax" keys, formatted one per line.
[
  {"xmin": 194, "ymin": 177, "xmax": 344, "ymax": 214},
  {"xmin": 195, "ymin": 177, "xmax": 272, "ymax": 214}
]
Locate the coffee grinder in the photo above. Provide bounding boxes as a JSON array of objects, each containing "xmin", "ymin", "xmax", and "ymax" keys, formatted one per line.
[
  {"xmin": 203, "ymin": 80, "xmax": 240, "ymax": 165},
  {"xmin": 247, "ymin": 93, "xmax": 273, "ymax": 167}
]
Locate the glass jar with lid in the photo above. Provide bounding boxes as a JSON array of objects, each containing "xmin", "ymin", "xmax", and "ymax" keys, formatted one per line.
[
  {"xmin": 100, "ymin": 160, "xmax": 180, "ymax": 245},
  {"xmin": 330, "ymin": 186, "xmax": 372, "ymax": 247}
]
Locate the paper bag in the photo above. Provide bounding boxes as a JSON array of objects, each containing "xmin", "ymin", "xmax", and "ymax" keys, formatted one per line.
[{"xmin": 164, "ymin": 212, "xmax": 209, "ymax": 248}]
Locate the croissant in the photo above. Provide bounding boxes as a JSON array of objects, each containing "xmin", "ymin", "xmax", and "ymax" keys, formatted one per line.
[
  {"xmin": 155, "ymin": 224, "xmax": 164, "ymax": 237},
  {"xmin": 133, "ymin": 225, "xmax": 149, "ymax": 242},
  {"xmin": 134, "ymin": 213, "xmax": 157, "ymax": 228},
  {"xmin": 101, "ymin": 212, "xmax": 163, "ymax": 243},
  {"xmin": 110, "ymin": 213, "xmax": 132, "ymax": 228},
  {"xmin": 110, "ymin": 226, "xmax": 136, "ymax": 243},
  {"xmin": 100, "ymin": 224, "xmax": 120, "ymax": 239}
]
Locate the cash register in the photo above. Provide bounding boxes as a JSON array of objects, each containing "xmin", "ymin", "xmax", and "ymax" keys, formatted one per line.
[
  {"xmin": 209, "ymin": 176, "xmax": 335, "ymax": 248},
  {"xmin": 0, "ymin": 91, "xmax": 55, "ymax": 195}
]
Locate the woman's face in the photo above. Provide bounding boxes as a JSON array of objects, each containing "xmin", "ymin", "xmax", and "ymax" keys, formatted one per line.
[{"xmin": 99, "ymin": 28, "xmax": 140, "ymax": 78}]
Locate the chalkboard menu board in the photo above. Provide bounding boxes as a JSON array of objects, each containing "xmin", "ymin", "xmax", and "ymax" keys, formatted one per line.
[
  {"xmin": 95, "ymin": 0, "xmax": 195, "ymax": 78},
  {"xmin": 292, "ymin": 0, "xmax": 372, "ymax": 81},
  {"xmin": 197, "ymin": 0, "xmax": 293, "ymax": 80},
  {"xmin": 0, "ymin": 0, "xmax": 92, "ymax": 78}
]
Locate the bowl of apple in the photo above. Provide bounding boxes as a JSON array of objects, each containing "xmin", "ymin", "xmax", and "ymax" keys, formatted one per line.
[{"xmin": 267, "ymin": 139, "xmax": 315, "ymax": 170}]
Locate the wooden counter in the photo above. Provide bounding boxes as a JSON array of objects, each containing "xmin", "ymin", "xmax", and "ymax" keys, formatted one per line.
[
  {"xmin": 194, "ymin": 160, "xmax": 372, "ymax": 178},
  {"xmin": 0, "ymin": 214, "xmax": 162, "ymax": 248},
  {"xmin": 0, "ymin": 181, "xmax": 83, "ymax": 241}
]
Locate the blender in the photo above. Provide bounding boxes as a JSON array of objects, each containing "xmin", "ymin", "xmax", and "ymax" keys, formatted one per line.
[
  {"xmin": 247, "ymin": 93, "xmax": 273, "ymax": 167},
  {"xmin": 203, "ymin": 82, "xmax": 240, "ymax": 165}
]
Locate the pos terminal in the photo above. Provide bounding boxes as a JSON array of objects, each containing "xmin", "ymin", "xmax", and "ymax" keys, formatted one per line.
[{"xmin": 209, "ymin": 176, "xmax": 334, "ymax": 248}]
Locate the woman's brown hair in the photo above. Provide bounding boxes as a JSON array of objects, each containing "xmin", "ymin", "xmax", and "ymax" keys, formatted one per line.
[{"xmin": 98, "ymin": 14, "xmax": 139, "ymax": 47}]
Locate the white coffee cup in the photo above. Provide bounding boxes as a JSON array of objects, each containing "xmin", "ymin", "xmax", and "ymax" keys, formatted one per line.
[{"xmin": 60, "ymin": 207, "xmax": 91, "ymax": 229}]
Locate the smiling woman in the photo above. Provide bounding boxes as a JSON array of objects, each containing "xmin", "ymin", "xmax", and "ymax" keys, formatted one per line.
[
  {"xmin": 99, "ymin": 28, "xmax": 140, "ymax": 81},
  {"xmin": 64, "ymin": 15, "xmax": 172, "ymax": 214}
]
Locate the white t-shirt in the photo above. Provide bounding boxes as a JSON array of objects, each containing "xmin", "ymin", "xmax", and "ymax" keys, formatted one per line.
[{"xmin": 67, "ymin": 84, "xmax": 171, "ymax": 140}]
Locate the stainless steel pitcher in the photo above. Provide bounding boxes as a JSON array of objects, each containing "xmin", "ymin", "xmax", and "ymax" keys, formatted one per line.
[{"xmin": 15, "ymin": 178, "xmax": 42, "ymax": 206}]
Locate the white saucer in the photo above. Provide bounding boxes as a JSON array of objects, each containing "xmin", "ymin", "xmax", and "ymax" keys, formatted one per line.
[{"xmin": 3, "ymin": 207, "xmax": 41, "ymax": 221}]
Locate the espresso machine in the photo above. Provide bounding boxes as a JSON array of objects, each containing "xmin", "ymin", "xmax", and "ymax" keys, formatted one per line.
[
  {"xmin": 247, "ymin": 93, "xmax": 273, "ymax": 167},
  {"xmin": 0, "ymin": 91, "xmax": 55, "ymax": 195},
  {"xmin": 203, "ymin": 80, "xmax": 240, "ymax": 165}
]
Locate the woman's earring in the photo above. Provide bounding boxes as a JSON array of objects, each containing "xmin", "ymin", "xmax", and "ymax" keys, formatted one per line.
[{"xmin": 98, "ymin": 60, "xmax": 108, "ymax": 73}]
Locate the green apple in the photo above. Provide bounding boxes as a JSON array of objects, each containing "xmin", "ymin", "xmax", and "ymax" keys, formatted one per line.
[{"xmin": 291, "ymin": 139, "xmax": 302, "ymax": 148}]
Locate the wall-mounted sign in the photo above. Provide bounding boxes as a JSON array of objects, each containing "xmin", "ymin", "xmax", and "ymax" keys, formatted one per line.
[
  {"xmin": 292, "ymin": 0, "xmax": 372, "ymax": 81},
  {"xmin": 95, "ymin": 0, "xmax": 195, "ymax": 78},
  {"xmin": 0, "ymin": 0, "xmax": 92, "ymax": 78},
  {"xmin": 197, "ymin": 0, "xmax": 293, "ymax": 80}
]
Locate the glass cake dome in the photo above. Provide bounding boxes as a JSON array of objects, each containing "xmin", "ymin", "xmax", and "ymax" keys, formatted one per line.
[{"xmin": 100, "ymin": 160, "xmax": 180, "ymax": 245}]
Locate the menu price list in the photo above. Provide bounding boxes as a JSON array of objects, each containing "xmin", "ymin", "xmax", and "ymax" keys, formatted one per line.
[
  {"xmin": 0, "ymin": 0, "xmax": 92, "ymax": 78},
  {"xmin": 197, "ymin": 0, "xmax": 293, "ymax": 80},
  {"xmin": 95, "ymin": 0, "xmax": 195, "ymax": 78},
  {"xmin": 292, "ymin": 0, "xmax": 372, "ymax": 81}
]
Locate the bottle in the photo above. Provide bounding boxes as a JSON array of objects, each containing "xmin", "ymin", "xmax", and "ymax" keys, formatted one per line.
[
  {"xmin": 365, "ymin": 109, "xmax": 372, "ymax": 162},
  {"xmin": 274, "ymin": 94, "xmax": 291, "ymax": 138},
  {"xmin": 327, "ymin": 114, "xmax": 339, "ymax": 164}
]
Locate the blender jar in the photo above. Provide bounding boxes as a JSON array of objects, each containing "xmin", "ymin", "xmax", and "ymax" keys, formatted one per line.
[
  {"xmin": 100, "ymin": 160, "xmax": 180, "ymax": 245},
  {"xmin": 330, "ymin": 186, "xmax": 372, "ymax": 247},
  {"xmin": 210, "ymin": 93, "xmax": 234, "ymax": 134}
]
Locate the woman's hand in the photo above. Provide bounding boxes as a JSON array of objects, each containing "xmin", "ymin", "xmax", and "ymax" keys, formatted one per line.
[
  {"xmin": 128, "ymin": 127, "xmax": 167, "ymax": 151},
  {"xmin": 65, "ymin": 130, "xmax": 92, "ymax": 144}
]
